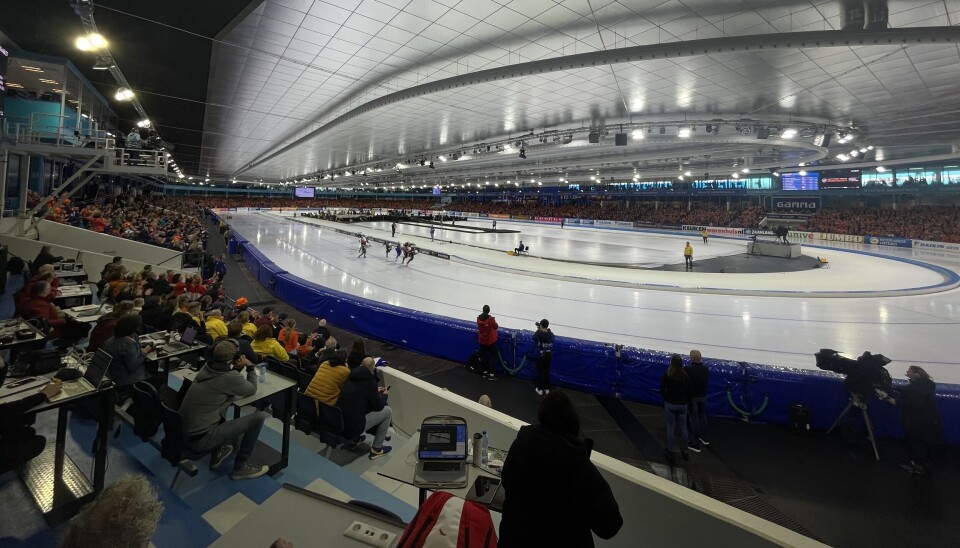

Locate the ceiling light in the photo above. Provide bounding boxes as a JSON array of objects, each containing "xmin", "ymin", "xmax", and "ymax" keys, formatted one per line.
[
  {"xmin": 799, "ymin": 170, "xmax": 807, "ymax": 176},
  {"xmin": 684, "ymin": 171, "xmax": 692, "ymax": 177},
  {"xmin": 115, "ymin": 87, "xmax": 134, "ymax": 101},
  {"xmin": 850, "ymin": 150, "xmax": 859, "ymax": 157},
  {"xmin": 859, "ymin": 148, "xmax": 868, "ymax": 153},
  {"xmin": 678, "ymin": 127, "xmax": 691, "ymax": 138},
  {"xmin": 75, "ymin": 33, "xmax": 108, "ymax": 51},
  {"xmin": 772, "ymin": 171, "xmax": 780, "ymax": 176},
  {"xmin": 22, "ymin": 66, "xmax": 42, "ymax": 72},
  {"xmin": 137, "ymin": 119, "xmax": 151, "ymax": 128},
  {"xmin": 632, "ymin": 130, "xmax": 644, "ymax": 140},
  {"xmin": 836, "ymin": 154, "xmax": 850, "ymax": 161},
  {"xmin": 7, "ymin": 83, "xmax": 23, "ymax": 88},
  {"xmin": 438, "ymin": 155, "xmax": 447, "ymax": 162},
  {"xmin": 38, "ymin": 79, "xmax": 58, "ymax": 84},
  {"xmin": 732, "ymin": 173, "xmax": 739, "ymax": 178},
  {"xmin": 590, "ymin": 176, "xmax": 596, "ymax": 181},
  {"xmin": 867, "ymin": 145, "xmax": 874, "ymax": 150},
  {"xmin": 780, "ymin": 128, "xmax": 798, "ymax": 139}
]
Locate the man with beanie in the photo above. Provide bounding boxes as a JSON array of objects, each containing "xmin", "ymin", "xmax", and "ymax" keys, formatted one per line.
[
  {"xmin": 178, "ymin": 340, "xmax": 270, "ymax": 480},
  {"xmin": 533, "ymin": 319, "xmax": 555, "ymax": 396},
  {"xmin": 685, "ymin": 349, "xmax": 710, "ymax": 451},
  {"xmin": 476, "ymin": 305, "xmax": 499, "ymax": 380}
]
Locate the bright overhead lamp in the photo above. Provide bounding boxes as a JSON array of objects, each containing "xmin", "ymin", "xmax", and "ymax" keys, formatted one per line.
[
  {"xmin": 75, "ymin": 33, "xmax": 108, "ymax": 51},
  {"xmin": 741, "ymin": 168, "xmax": 750, "ymax": 173},
  {"xmin": 678, "ymin": 127, "xmax": 692, "ymax": 138},
  {"xmin": 683, "ymin": 171, "xmax": 692, "ymax": 177},
  {"xmin": 836, "ymin": 154, "xmax": 850, "ymax": 161},
  {"xmin": 850, "ymin": 150, "xmax": 859, "ymax": 157},
  {"xmin": 780, "ymin": 128, "xmax": 798, "ymax": 139},
  {"xmin": 136, "ymin": 119, "xmax": 151, "ymax": 128},
  {"xmin": 799, "ymin": 170, "xmax": 807, "ymax": 176},
  {"xmin": 115, "ymin": 87, "xmax": 134, "ymax": 101},
  {"xmin": 732, "ymin": 173, "xmax": 739, "ymax": 178},
  {"xmin": 631, "ymin": 130, "xmax": 644, "ymax": 140},
  {"xmin": 438, "ymin": 155, "xmax": 447, "ymax": 162},
  {"xmin": 876, "ymin": 166, "xmax": 888, "ymax": 172}
]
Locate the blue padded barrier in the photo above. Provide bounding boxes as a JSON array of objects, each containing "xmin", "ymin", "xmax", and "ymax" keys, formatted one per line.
[{"xmin": 218, "ymin": 214, "xmax": 959, "ymax": 447}]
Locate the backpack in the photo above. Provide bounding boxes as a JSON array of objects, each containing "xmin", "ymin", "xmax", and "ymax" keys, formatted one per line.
[
  {"xmin": 465, "ymin": 350, "xmax": 483, "ymax": 374},
  {"xmin": 397, "ymin": 491, "xmax": 497, "ymax": 548}
]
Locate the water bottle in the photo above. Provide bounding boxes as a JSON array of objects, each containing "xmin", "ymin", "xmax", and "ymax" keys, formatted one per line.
[
  {"xmin": 481, "ymin": 430, "xmax": 489, "ymax": 465},
  {"xmin": 258, "ymin": 363, "xmax": 266, "ymax": 383}
]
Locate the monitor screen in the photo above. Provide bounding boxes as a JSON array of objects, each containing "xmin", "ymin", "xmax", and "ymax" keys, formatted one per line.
[
  {"xmin": 295, "ymin": 186, "xmax": 315, "ymax": 198},
  {"xmin": 819, "ymin": 169, "xmax": 861, "ymax": 189},
  {"xmin": 418, "ymin": 423, "xmax": 467, "ymax": 460},
  {"xmin": 781, "ymin": 172, "xmax": 820, "ymax": 191}
]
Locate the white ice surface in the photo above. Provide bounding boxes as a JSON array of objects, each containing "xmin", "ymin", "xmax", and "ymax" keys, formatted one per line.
[{"xmin": 228, "ymin": 212, "xmax": 960, "ymax": 384}]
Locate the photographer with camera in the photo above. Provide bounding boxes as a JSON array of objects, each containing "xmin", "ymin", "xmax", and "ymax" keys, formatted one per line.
[{"xmin": 178, "ymin": 339, "xmax": 270, "ymax": 480}]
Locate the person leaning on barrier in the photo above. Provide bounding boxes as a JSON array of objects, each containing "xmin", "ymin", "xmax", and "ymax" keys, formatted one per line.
[{"xmin": 499, "ymin": 391, "xmax": 622, "ymax": 547}]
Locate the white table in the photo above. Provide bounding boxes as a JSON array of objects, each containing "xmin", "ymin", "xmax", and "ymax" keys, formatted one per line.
[
  {"xmin": 378, "ymin": 433, "xmax": 503, "ymax": 507},
  {"xmin": 63, "ymin": 303, "xmax": 113, "ymax": 323},
  {"xmin": 173, "ymin": 367, "xmax": 296, "ymax": 474},
  {"xmin": 211, "ymin": 484, "xmax": 406, "ymax": 547},
  {"xmin": 53, "ymin": 285, "xmax": 93, "ymax": 306}
]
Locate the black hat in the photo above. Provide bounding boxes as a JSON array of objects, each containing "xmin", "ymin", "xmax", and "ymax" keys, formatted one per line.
[{"xmin": 537, "ymin": 319, "xmax": 549, "ymax": 328}]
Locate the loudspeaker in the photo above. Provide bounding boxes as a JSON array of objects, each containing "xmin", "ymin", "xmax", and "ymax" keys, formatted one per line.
[
  {"xmin": 614, "ymin": 133, "xmax": 627, "ymax": 146},
  {"xmin": 588, "ymin": 132, "xmax": 599, "ymax": 143}
]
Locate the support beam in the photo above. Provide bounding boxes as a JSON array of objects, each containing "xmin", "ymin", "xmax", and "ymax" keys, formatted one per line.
[{"xmin": 6, "ymin": 155, "xmax": 101, "ymax": 235}]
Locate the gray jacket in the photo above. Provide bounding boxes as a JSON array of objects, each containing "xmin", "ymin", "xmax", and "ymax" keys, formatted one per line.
[{"xmin": 179, "ymin": 362, "xmax": 258, "ymax": 437}]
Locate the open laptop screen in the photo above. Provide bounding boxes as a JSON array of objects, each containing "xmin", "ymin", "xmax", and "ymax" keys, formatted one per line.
[
  {"xmin": 180, "ymin": 326, "xmax": 198, "ymax": 345},
  {"xmin": 84, "ymin": 349, "xmax": 112, "ymax": 387},
  {"xmin": 418, "ymin": 423, "xmax": 467, "ymax": 460}
]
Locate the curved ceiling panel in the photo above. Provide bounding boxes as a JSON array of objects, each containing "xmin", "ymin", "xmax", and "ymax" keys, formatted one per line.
[{"xmin": 200, "ymin": 1, "xmax": 960, "ymax": 185}]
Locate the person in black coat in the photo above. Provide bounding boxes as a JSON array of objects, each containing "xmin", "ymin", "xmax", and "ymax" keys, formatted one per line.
[
  {"xmin": 33, "ymin": 246, "xmax": 62, "ymax": 269},
  {"xmin": 336, "ymin": 358, "xmax": 392, "ymax": 457},
  {"xmin": 499, "ymin": 391, "xmax": 622, "ymax": 548},
  {"xmin": 684, "ymin": 349, "xmax": 710, "ymax": 451},
  {"xmin": 888, "ymin": 366, "xmax": 942, "ymax": 474},
  {"xmin": 660, "ymin": 354, "xmax": 693, "ymax": 461}
]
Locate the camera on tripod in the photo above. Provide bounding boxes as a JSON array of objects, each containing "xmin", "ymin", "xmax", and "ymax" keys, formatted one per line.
[
  {"xmin": 815, "ymin": 348, "xmax": 893, "ymax": 400},
  {"xmin": 816, "ymin": 348, "xmax": 893, "ymax": 461}
]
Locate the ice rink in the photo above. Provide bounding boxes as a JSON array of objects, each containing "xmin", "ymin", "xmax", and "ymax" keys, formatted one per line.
[{"xmin": 225, "ymin": 211, "xmax": 960, "ymax": 384}]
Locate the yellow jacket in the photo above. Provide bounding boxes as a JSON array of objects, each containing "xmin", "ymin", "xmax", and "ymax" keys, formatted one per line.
[
  {"xmin": 683, "ymin": 244, "xmax": 693, "ymax": 257},
  {"xmin": 206, "ymin": 316, "xmax": 227, "ymax": 340},
  {"xmin": 250, "ymin": 338, "xmax": 289, "ymax": 362},
  {"xmin": 242, "ymin": 321, "xmax": 257, "ymax": 339},
  {"xmin": 305, "ymin": 361, "xmax": 350, "ymax": 409}
]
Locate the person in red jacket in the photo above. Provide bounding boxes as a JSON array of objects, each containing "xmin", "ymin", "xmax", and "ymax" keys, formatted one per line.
[{"xmin": 476, "ymin": 304, "xmax": 499, "ymax": 380}]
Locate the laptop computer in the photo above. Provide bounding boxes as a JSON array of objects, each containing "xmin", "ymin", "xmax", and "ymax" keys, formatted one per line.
[
  {"xmin": 75, "ymin": 299, "xmax": 109, "ymax": 318},
  {"xmin": 163, "ymin": 326, "xmax": 197, "ymax": 352},
  {"xmin": 48, "ymin": 349, "xmax": 112, "ymax": 402},
  {"xmin": 413, "ymin": 416, "xmax": 469, "ymax": 489}
]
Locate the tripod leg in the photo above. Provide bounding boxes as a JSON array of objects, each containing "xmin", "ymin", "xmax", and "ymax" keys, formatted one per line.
[
  {"xmin": 827, "ymin": 401, "xmax": 855, "ymax": 434},
  {"xmin": 861, "ymin": 406, "xmax": 880, "ymax": 461}
]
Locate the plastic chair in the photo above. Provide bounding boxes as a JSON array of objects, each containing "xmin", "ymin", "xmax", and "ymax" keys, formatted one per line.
[{"xmin": 160, "ymin": 402, "xmax": 213, "ymax": 489}]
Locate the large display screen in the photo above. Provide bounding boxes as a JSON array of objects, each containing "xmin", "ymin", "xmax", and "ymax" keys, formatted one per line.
[
  {"xmin": 294, "ymin": 186, "xmax": 315, "ymax": 198},
  {"xmin": 819, "ymin": 169, "xmax": 861, "ymax": 189},
  {"xmin": 781, "ymin": 172, "xmax": 820, "ymax": 191}
]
